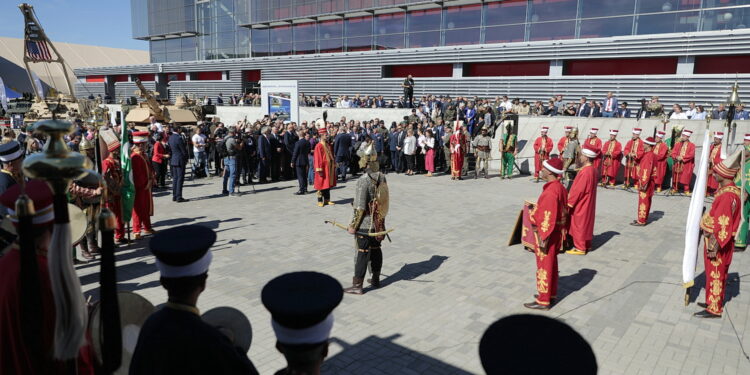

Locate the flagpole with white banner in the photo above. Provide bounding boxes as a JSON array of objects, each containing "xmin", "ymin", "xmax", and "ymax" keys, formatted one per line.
[{"xmin": 0, "ymin": 77, "xmax": 8, "ymax": 112}]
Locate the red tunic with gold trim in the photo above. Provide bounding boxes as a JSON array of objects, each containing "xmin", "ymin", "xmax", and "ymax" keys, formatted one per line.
[
  {"xmin": 671, "ymin": 140, "xmax": 695, "ymax": 190},
  {"xmin": 529, "ymin": 179, "xmax": 568, "ymax": 306},
  {"xmin": 101, "ymin": 154, "xmax": 125, "ymax": 240},
  {"xmin": 449, "ymin": 131, "xmax": 467, "ymax": 178},
  {"xmin": 533, "ymin": 136, "xmax": 553, "ymax": 178},
  {"xmin": 601, "ymin": 139, "xmax": 622, "ymax": 185},
  {"xmin": 706, "ymin": 143, "xmax": 723, "ymax": 193},
  {"xmin": 585, "ymin": 137, "xmax": 603, "ymax": 171},
  {"xmin": 652, "ymin": 141, "xmax": 669, "ymax": 188},
  {"xmin": 636, "ymin": 151, "xmax": 657, "ymax": 225},
  {"xmin": 557, "ymin": 136, "xmax": 569, "ymax": 154},
  {"xmin": 131, "ymin": 150, "xmax": 154, "ymax": 233},
  {"xmin": 567, "ymin": 164, "xmax": 597, "ymax": 252},
  {"xmin": 624, "ymin": 138, "xmax": 644, "ymax": 185},
  {"xmin": 699, "ymin": 184, "xmax": 741, "ymax": 315},
  {"xmin": 313, "ymin": 140, "xmax": 337, "ymax": 191}
]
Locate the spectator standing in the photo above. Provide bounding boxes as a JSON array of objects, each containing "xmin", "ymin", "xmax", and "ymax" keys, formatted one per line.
[
  {"xmin": 270, "ymin": 126, "xmax": 283, "ymax": 181},
  {"xmin": 402, "ymin": 74, "xmax": 415, "ymax": 108},
  {"xmin": 168, "ymin": 127, "xmax": 188, "ymax": 202},
  {"xmin": 602, "ymin": 92, "xmax": 618, "ymax": 117},
  {"xmin": 151, "ymin": 132, "xmax": 169, "ymax": 189},
  {"xmin": 216, "ymin": 93, "xmax": 224, "ymax": 106},
  {"xmin": 291, "ymin": 130, "xmax": 311, "ymax": 195},
  {"xmin": 257, "ymin": 127, "xmax": 271, "ymax": 183},
  {"xmin": 576, "ymin": 97, "xmax": 591, "ymax": 117},
  {"xmin": 403, "ymin": 129, "xmax": 417, "ymax": 176},
  {"xmin": 424, "ymin": 129, "xmax": 436, "ymax": 177},
  {"xmin": 191, "ymin": 128, "xmax": 210, "ymax": 178},
  {"xmin": 334, "ymin": 128, "xmax": 352, "ymax": 181},
  {"xmin": 222, "ymin": 128, "xmax": 241, "ymax": 196}
]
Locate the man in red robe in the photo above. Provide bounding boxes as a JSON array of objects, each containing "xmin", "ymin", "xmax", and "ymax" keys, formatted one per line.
[
  {"xmin": 557, "ymin": 126, "xmax": 571, "ymax": 154},
  {"xmin": 623, "ymin": 128, "xmax": 645, "ymax": 189},
  {"xmin": 671, "ymin": 129, "xmax": 696, "ymax": 196},
  {"xmin": 101, "ymin": 137, "xmax": 125, "ymax": 244},
  {"xmin": 449, "ymin": 123, "xmax": 467, "ymax": 180},
  {"xmin": 601, "ymin": 129, "xmax": 622, "ymax": 187},
  {"xmin": 630, "ymin": 137, "xmax": 657, "ymax": 226},
  {"xmin": 695, "ymin": 150, "xmax": 742, "ymax": 318},
  {"xmin": 131, "ymin": 131, "xmax": 155, "ymax": 240},
  {"xmin": 584, "ymin": 128, "xmax": 602, "ymax": 172},
  {"xmin": 706, "ymin": 132, "xmax": 724, "ymax": 196},
  {"xmin": 525, "ymin": 157, "xmax": 567, "ymax": 310},
  {"xmin": 566, "ymin": 144, "xmax": 599, "ymax": 255},
  {"xmin": 532, "ymin": 127, "xmax": 553, "ymax": 181},
  {"xmin": 314, "ymin": 122, "xmax": 337, "ymax": 206},
  {"xmin": 0, "ymin": 181, "xmax": 94, "ymax": 374},
  {"xmin": 652, "ymin": 131, "xmax": 669, "ymax": 193}
]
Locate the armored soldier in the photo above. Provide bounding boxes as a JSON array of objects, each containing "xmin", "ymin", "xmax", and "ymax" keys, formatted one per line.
[
  {"xmin": 472, "ymin": 127, "xmax": 492, "ymax": 179},
  {"xmin": 561, "ymin": 128, "xmax": 580, "ymax": 183},
  {"xmin": 500, "ymin": 123, "xmax": 517, "ymax": 179},
  {"xmin": 345, "ymin": 138, "xmax": 389, "ymax": 295}
]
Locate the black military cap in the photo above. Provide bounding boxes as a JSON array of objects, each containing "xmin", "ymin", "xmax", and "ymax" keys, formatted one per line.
[
  {"xmin": 262, "ymin": 272, "xmax": 343, "ymax": 345},
  {"xmin": 149, "ymin": 225, "xmax": 216, "ymax": 278},
  {"xmin": 479, "ymin": 314, "xmax": 597, "ymax": 375},
  {"xmin": 0, "ymin": 141, "xmax": 23, "ymax": 163}
]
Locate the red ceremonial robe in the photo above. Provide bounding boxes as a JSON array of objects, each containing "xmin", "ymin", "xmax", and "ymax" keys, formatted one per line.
[
  {"xmin": 533, "ymin": 136, "xmax": 553, "ymax": 178},
  {"xmin": 529, "ymin": 180, "xmax": 568, "ymax": 306},
  {"xmin": 101, "ymin": 155, "xmax": 125, "ymax": 240},
  {"xmin": 131, "ymin": 150, "xmax": 154, "ymax": 234},
  {"xmin": 449, "ymin": 132, "xmax": 467, "ymax": 178},
  {"xmin": 706, "ymin": 143, "xmax": 723, "ymax": 194},
  {"xmin": 624, "ymin": 138, "xmax": 645, "ymax": 186},
  {"xmin": 636, "ymin": 151, "xmax": 656, "ymax": 224},
  {"xmin": 314, "ymin": 140, "xmax": 337, "ymax": 190},
  {"xmin": 567, "ymin": 164, "xmax": 598, "ymax": 252},
  {"xmin": 557, "ymin": 136, "xmax": 569, "ymax": 154},
  {"xmin": 652, "ymin": 141, "xmax": 669, "ymax": 189},
  {"xmin": 671, "ymin": 140, "xmax": 696, "ymax": 192},
  {"xmin": 601, "ymin": 140, "xmax": 622, "ymax": 185},
  {"xmin": 585, "ymin": 137, "xmax": 603, "ymax": 171},
  {"xmin": 699, "ymin": 184, "xmax": 741, "ymax": 315}
]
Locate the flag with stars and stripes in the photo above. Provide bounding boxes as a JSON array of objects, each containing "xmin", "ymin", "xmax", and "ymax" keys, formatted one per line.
[{"xmin": 26, "ymin": 40, "xmax": 52, "ymax": 61}]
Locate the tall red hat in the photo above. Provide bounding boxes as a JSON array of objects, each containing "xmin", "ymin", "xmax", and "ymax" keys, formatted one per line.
[
  {"xmin": 132, "ymin": 131, "xmax": 149, "ymax": 144},
  {"xmin": 0, "ymin": 180, "xmax": 54, "ymax": 226},
  {"xmin": 582, "ymin": 144, "xmax": 600, "ymax": 158},
  {"xmin": 644, "ymin": 137, "xmax": 656, "ymax": 146},
  {"xmin": 543, "ymin": 157, "xmax": 564, "ymax": 175}
]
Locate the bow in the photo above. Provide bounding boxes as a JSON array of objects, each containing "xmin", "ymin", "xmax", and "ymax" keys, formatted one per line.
[{"xmin": 324, "ymin": 220, "xmax": 394, "ymax": 238}]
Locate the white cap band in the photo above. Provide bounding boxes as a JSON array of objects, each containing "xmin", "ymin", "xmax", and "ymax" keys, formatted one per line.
[
  {"xmin": 156, "ymin": 251, "xmax": 212, "ymax": 278},
  {"xmin": 271, "ymin": 313, "xmax": 334, "ymax": 345},
  {"xmin": 7, "ymin": 203, "xmax": 54, "ymax": 225},
  {"xmin": 632, "ymin": 130, "xmax": 641, "ymax": 135},
  {"xmin": 644, "ymin": 139, "xmax": 656, "ymax": 146},
  {"xmin": 582, "ymin": 149, "xmax": 598, "ymax": 158},
  {"xmin": 0, "ymin": 148, "xmax": 24, "ymax": 163},
  {"xmin": 542, "ymin": 160, "xmax": 563, "ymax": 174}
]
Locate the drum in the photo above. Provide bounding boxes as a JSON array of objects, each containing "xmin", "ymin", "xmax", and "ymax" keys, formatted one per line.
[
  {"xmin": 68, "ymin": 203, "xmax": 87, "ymax": 246},
  {"xmin": 89, "ymin": 291, "xmax": 154, "ymax": 374},
  {"xmin": 202, "ymin": 306, "xmax": 253, "ymax": 353}
]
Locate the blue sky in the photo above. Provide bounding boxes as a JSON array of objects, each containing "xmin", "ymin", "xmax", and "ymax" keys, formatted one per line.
[{"xmin": 0, "ymin": 0, "xmax": 147, "ymax": 50}]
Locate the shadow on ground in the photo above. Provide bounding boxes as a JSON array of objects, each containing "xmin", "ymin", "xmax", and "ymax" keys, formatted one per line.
[
  {"xmin": 377, "ymin": 255, "xmax": 449, "ymax": 289},
  {"xmin": 557, "ymin": 268, "xmax": 597, "ymax": 302}
]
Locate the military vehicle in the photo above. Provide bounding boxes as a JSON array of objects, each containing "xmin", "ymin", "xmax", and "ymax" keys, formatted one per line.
[{"xmin": 124, "ymin": 78, "xmax": 199, "ymax": 130}]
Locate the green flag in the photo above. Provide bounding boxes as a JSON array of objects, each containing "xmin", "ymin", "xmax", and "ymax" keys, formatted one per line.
[{"xmin": 120, "ymin": 113, "xmax": 135, "ymax": 222}]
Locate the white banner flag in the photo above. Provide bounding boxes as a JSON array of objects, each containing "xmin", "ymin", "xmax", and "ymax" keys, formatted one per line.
[
  {"xmin": 682, "ymin": 126, "xmax": 711, "ymax": 287},
  {"xmin": 32, "ymin": 71, "xmax": 45, "ymax": 99},
  {"xmin": 0, "ymin": 77, "xmax": 7, "ymax": 111}
]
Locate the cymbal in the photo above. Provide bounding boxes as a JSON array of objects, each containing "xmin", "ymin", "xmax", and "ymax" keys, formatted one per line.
[{"xmin": 202, "ymin": 306, "xmax": 252, "ymax": 353}]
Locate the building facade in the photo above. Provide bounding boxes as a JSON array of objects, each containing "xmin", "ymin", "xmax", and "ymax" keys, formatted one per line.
[{"xmin": 76, "ymin": 0, "xmax": 750, "ymax": 106}]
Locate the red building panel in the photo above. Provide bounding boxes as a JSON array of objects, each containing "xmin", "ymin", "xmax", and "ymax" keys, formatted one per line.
[
  {"xmin": 85, "ymin": 75, "xmax": 105, "ymax": 82},
  {"xmin": 694, "ymin": 55, "xmax": 750, "ymax": 74},
  {"xmin": 564, "ymin": 58, "xmax": 677, "ymax": 75},
  {"xmin": 385, "ymin": 64, "xmax": 453, "ymax": 78},
  {"xmin": 138, "ymin": 74, "xmax": 156, "ymax": 81},
  {"xmin": 245, "ymin": 70, "xmax": 261, "ymax": 81},
  {"xmin": 166, "ymin": 72, "xmax": 186, "ymax": 82},
  {"xmin": 112, "ymin": 75, "xmax": 129, "ymax": 82},
  {"xmin": 194, "ymin": 71, "xmax": 223, "ymax": 80},
  {"xmin": 466, "ymin": 61, "xmax": 549, "ymax": 76}
]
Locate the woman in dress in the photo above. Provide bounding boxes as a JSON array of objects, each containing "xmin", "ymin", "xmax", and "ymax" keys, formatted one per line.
[
  {"xmin": 424, "ymin": 129, "xmax": 435, "ymax": 177},
  {"xmin": 403, "ymin": 129, "xmax": 417, "ymax": 176}
]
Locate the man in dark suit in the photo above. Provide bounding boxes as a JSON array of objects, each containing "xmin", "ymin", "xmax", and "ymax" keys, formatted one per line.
[
  {"xmin": 617, "ymin": 102, "xmax": 632, "ymax": 118},
  {"xmin": 269, "ymin": 126, "xmax": 283, "ymax": 181},
  {"xmin": 257, "ymin": 127, "xmax": 272, "ymax": 184},
  {"xmin": 576, "ymin": 97, "xmax": 591, "ymax": 117},
  {"xmin": 388, "ymin": 125, "xmax": 402, "ymax": 173},
  {"xmin": 291, "ymin": 130, "xmax": 311, "ymax": 195},
  {"xmin": 333, "ymin": 129, "xmax": 352, "ymax": 182},
  {"xmin": 167, "ymin": 125, "xmax": 188, "ymax": 202},
  {"xmin": 282, "ymin": 124, "xmax": 298, "ymax": 180}
]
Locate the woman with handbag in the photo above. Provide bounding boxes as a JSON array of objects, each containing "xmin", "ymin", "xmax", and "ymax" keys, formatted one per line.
[{"xmin": 424, "ymin": 129, "xmax": 436, "ymax": 177}]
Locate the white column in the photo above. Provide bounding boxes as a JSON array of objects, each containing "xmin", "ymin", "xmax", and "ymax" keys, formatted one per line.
[
  {"xmin": 452, "ymin": 63, "xmax": 463, "ymax": 78},
  {"xmin": 677, "ymin": 56, "xmax": 695, "ymax": 75},
  {"xmin": 549, "ymin": 60, "xmax": 563, "ymax": 76}
]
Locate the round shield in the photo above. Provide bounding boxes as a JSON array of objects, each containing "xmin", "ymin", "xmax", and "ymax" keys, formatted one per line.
[
  {"xmin": 376, "ymin": 181, "xmax": 389, "ymax": 219},
  {"xmin": 68, "ymin": 203, "xmax": 87, "ymax": 246},
  {"xmin": 90, "ymin": 291, "xmax": 154, "ymax": 374},
  {"xmin": 202, "ymin": 306, "xmax": 252, "ymax": 353}
]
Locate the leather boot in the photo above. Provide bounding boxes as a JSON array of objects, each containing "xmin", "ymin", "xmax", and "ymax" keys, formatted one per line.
[
  {"xmin": 343, "ymin": 277, "xmax": 364, "ymax": 295},
  {"xmin": 367, "ymin": 274, "xmax": 380, "ymax": 288}
]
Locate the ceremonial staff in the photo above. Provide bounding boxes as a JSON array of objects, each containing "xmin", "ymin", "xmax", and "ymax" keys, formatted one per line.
[
  {"xmin": 725, "ymin": 82, "xmax": 741, "ymax": 156},
  {"xmin": 16, "ymin": 183, "xmax": 43, "ymax": 371}
]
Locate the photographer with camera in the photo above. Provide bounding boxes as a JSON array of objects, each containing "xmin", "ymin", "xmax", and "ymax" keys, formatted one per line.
[{"xmin": 221, "ymin": 127, "xmax": 243, "ymax": 196}]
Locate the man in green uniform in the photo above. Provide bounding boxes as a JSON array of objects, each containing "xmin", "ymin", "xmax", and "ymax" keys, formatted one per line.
[
  {"xmin": 734, "ymin": 135, "xmax": 750, "ymax": 249},
  {"xmin": 500, "ymin": 123, "xmax": 517, "ymax": 179}
]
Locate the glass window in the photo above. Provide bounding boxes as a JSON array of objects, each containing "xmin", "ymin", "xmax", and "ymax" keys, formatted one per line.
[
  {"xmin": 252, "ymin": 43, "xmax": 271, "ymax": 57},
  {"xmin": 637, "ymin": 11, "xmax": 699, "ymax": 34},
  {"xmin": 701, "ymin": 8, "xmax": 750, "ymax": 31},
  {"xmin": 581, "ymin": 0, "xmax": 635, "ymax": 18},
  {"xmin": 251, "ymin": 28, "xmax": 270, "ymax": 45},
  {"xmin": 319, "ymin": 38, "xmax": 343, "ymax": 53},
  {"xmin": 271, "ymin": 42, "xmax": 292, "ymax": 55},
  {"xmin": 346, "ymin": 16, "xmax": 373, "ymax": 36},
  {"xmin": 349, "ymin": 0, "xmax": 374, "ymax": 10},
  {"xmin": 529, "ymin": 20, "xmax": 576, "ymax": 40},
  {"xmin": 638, "ymin": 0, "xmax": 701, "ymax": 13},
  {"xmin": 181, "ymin": 48, "xmax": 196, "ymax": 61},
  {"xmin": 320, "ymin": 0, "xmax": 346, "ymax": 14},
  {"xmin": 294, "ymin": 0, "xmax": 316, "ymax": 17},
  {"xmin": 445, "ymin": 4, "xmax": 482, "ymax": 30},
  {"xmin": 150, "ymin": 39, "xmax": 166, "ymax": 53},
  {"xmin": 294, "ymin": 23, "xmax": 316, "ymax": 42},
  {"xmin": 703, "ymin": 0, "xmax": 750, "ymax": 7},
  {"xmin": 166, "ymin": 52, "xmax": 181, "ymax": 62},
  {"xmin": 347, "ymin": 36, "xmax": 372, "ymax": 51},
  {"xmin": 485, "ymin": 24, "xmax": 526, "ymax": 43},
  {"xmin": 318, "ymin": 20, "xmax": 343, "ymax": 39},
  {"xmin": 377, "ymin": 0, "xmax": 407, "ymax": 6},
  {"xmin": 485, "ymin": 0, "xmax": 528, "ymax": 26},
  {"xmin": 580, "ymin": 16, "xmax": 634, "ymax": 38},
  {"xmin": 181, "ymin": 36, "xmax": 196, "ymax": 50},
  {"xmin": 375, "ymin": 33, "xmax": 405, "ymax": 49},
  {"xmin": 217, "ymin": 16, "xmax": 235, "ymax": 33},
  {"xmin": 294, "ymin": 41, "xmax": 316, "ymax": 54},
  {"xmin": 444, "ymin": 28, "xmax": 480, "ymax": 46},
  {"xmin": 407, "ymin": 9, "xmax": 442, "ymax": 32},
  {"xmin": 165, "ymin": 37, "xmax": 181, "ymax": 52},
  {"xmin": 529, "ymin": 0, "xmax": 578, "ymax": 22},
  {"xmin": 217, "ymin": 32, "xmax": 235, "ymax": 49},
  {"xmin": 270, "ymin": 26, "xmax": 292, "ymax": 43},
  {"xmin": 375, "ymin": 12, "xmax": 405, "ymax": 35},
  {"xmin": 151, "ymin": 53, "xmax": 166, "ymax": 63},
  {"xmin": 407, "ymin": 31, "xmax": 440, "ymax": 47}
]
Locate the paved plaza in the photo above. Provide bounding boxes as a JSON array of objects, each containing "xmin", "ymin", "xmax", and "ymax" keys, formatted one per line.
[{"xmin": 78, "ymin": 171, "xmax": 750, "ymax": 375}]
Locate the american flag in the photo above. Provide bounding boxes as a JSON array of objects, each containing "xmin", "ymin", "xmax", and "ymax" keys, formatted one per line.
[{"xmin": 26, "ymin": 40, "xmax": 52, "ymax": 61}]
